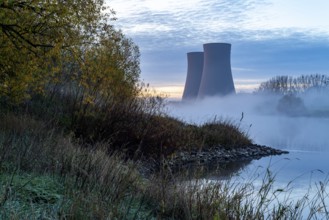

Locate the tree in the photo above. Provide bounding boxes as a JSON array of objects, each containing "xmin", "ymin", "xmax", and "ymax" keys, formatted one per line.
[
  {"xmin": 0, "ymin": 0, "xmax": 121, "ymax": 103},
  {"xmin": 256, "ymin": 74, "xmax": 329, "ymax": 95},
  {"xmin": 79, "ymin": 29, "xmax": 140, "ymax": 103}
]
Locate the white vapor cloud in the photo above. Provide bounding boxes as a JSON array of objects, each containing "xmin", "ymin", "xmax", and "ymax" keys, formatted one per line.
[{"xmin": 167, "ymin": 90, "xmax": 329, "ymax": 151}]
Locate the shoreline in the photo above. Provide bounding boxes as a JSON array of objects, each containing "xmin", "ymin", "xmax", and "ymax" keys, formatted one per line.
[{"xmin": 168, "ymin": 144, "xmax": 288, "ymax": 170}]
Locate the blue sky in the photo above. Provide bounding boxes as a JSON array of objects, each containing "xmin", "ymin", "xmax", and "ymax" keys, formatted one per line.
[{"xmin": 107, "ymin": 0, "xmax": 329, "ymax": 98}]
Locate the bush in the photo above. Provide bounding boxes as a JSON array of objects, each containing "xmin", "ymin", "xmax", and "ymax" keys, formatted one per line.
[
  {"xmin": 199, "ymin": 119, "xmax": 252, "ymax": 148},
  {"xmin": 276, "ymin": 94, "xmax": 308, "ymax": 116}
]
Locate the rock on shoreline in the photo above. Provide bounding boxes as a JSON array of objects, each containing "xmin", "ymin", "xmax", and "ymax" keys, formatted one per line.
[{"xmin": 166, "ymin": 144, "xmax": 289, "ymax": 170}]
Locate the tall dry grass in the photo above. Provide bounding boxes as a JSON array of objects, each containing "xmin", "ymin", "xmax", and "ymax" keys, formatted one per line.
[
  {"xmin": 1, "ymin": 113, "xmax": 329, "ymax": 219},
  {"xmin": 145, "ymin": 166, "xmax": 329, "ymax": 219},
  {"xmin": 0, "ymin": 113, "xmax": 151, "ymax": 219}
]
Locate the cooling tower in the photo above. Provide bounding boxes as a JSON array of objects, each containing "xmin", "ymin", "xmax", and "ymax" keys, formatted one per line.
[
  {"xmin": 182, "ymin": 52, "xmax": 204, "ymax": 101},
  {"xmin": 198, "ymin": 43, "xmax": 235, "ymax": 98}
]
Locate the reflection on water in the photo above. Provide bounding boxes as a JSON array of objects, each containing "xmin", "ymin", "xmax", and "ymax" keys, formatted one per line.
[
  {"xmin": 240, "ymin": 150, "xmax": 329, "ymax": 183},
  {"xmin": 168, "ymin": 93, "xmax": 329, "ymax": 217},
  {"xmin": 240, "ymin": 151, "xmax": 328, "ymax": 192},
  {"xmin": 179, "ymin": 150, "xmax": 329, "ymax": 218},
  {"xmin": 205, "ymin": 150, "xmax": 329, "ymax": 218},
  {"xmin": 196, "ymin": 159, "xmax": 253, "ymax": 180},
  {"xmin": 199, "ymin": 150, "xmax": 329, "ymax": 198},
  {"xmin": 171, "ymin": 159, "xmax": 253, "ymax": 181}
]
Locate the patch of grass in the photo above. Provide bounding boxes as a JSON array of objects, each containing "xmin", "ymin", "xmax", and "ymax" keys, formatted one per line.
[
  {"xmin": 0, "ymin": 173, "xmax": 64, "ymax": 219},
  {"xmin": 198, "ymin": 118, "xmax": 252, "ymax": 149}
]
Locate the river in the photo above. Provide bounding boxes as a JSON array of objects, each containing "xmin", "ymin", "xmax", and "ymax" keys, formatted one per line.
[{"xmin": 168, "ymin": 95, "xmax": 329, "ymax": 217}]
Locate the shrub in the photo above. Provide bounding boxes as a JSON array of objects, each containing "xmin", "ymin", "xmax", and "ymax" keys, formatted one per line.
[
  {"xmin": 199, "ymin": 119, "xmax": 252, "ymax": 148},
  {"xmin": 276, "ymin": 94, "xmax": 308, "ymax": 116}
]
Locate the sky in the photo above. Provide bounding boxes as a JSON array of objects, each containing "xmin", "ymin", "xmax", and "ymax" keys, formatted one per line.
[{"xmin": 106, "ymin": 0, "xmax": 329, "ymax": 98}]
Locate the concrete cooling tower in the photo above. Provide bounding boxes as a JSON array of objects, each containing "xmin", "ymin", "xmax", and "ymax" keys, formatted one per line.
[
  {"xmin": 198, "ymin": 43, "xmax": 236, "ymax": 98},
  {"xmin": 182, "ymin": 52, "xmax": 204, "ymax": 101}
]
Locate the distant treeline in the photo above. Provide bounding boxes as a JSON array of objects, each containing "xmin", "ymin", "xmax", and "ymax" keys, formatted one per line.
[{"xmin": 257, "ymin": 74, "xmax": 329, "ymax": 95}]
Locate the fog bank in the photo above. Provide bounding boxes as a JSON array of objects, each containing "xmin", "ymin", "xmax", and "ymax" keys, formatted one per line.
[{"xmin": 167, "ymin": 91, "xmax": 329, "ymax": 151}]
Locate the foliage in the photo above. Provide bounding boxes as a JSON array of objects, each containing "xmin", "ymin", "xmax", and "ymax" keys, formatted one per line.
[
  {"xmin": 0, "ymin": 0, "xmax": 140, "ymax": 105},
  {"xmin": 257, "ymin": 74, "xmax": 329, "ymax": 95},
  {"xmin": 78, "ymin": 30, "xmax": 140, "ymax": 103},
  {"xmin": 58, "ymin": 82, "xmax": 252, "ymax": 156},
  {"xmin": 198, "ymin": 118, "xmax": 252, "ymax": 148}
]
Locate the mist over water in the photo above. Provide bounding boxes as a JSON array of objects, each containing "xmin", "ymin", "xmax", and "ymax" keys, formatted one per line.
[
  {"xmin": 168, "ymin": 90, "xmax": 329, "ymax": 216},
  {"xmin": 167, "ymin": 90, "xmax": 329, "ymax": 151}
]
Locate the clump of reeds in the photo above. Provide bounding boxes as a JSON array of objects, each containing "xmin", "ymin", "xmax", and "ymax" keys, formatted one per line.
[
  {"xmin": 0, "ymin": 113, "xmax": 151, "ymax": 219},
  {"xmin": 145, "ymin": 164, "xmax": 329, "ymax": 219}
]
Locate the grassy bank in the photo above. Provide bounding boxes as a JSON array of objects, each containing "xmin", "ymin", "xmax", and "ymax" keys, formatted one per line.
[
  {"xmin": 0, "ymin": 103, "xmax": 328, "ymax": 219},
  {"xmin": 0, "ymin": 92, "xmax": 251, "ymax": 219}
]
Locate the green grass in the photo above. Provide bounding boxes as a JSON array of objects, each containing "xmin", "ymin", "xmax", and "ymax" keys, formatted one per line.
[{"xmin": 0, "ymin": 173, "xmax": 65, "ymax": 219}]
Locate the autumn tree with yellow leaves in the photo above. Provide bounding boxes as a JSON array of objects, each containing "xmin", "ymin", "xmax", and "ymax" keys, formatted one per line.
[{"xmin": 0, "ymin": 0, "xmax": 140, "ymax": 104}]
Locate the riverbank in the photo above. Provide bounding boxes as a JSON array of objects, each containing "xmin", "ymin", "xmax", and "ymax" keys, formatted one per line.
[
  {"xmin": 3, "ymin": 112, "xmax": 329, "ymax": 219},
  {"xmin": 0, "ymin": 105, "xmax": 288, "ymax": 219}
]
